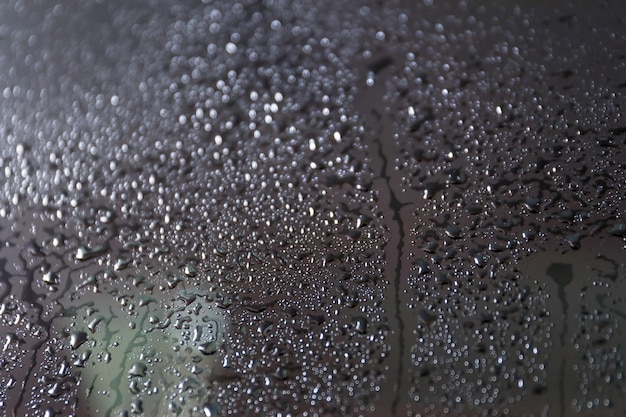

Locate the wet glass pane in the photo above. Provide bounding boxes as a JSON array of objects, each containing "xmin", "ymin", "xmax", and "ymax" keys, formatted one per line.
[{"xmin": 0, "ymin": 1, "xmax": 624, "ymax": 416}]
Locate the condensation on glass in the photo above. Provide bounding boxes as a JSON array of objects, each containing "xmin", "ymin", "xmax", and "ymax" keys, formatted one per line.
[{"xmin": 0, "ymin": 1, "xmax": 624, "ymax": 416}]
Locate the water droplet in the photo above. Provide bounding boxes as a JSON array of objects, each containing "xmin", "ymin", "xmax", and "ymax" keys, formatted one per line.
[
  {"xmin": 75, "ymin": 244, "xmax": 109, "ymax": 261},
  {"xmin": 69, "ymin": 331, "xmax": 88, "ymax": 349},
  {"xmin": 444, "ymin": 224, "xmax": 462, "ymax": 239},
  {"xmin": 198, "ymin": 341, "xmax": 218, "ymax": 356},
  {"xmin": 129, "ymin": 362, "xmax": 147, "ymax": 378}
]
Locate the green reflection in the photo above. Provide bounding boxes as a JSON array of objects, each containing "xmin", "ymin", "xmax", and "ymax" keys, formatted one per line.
[{"xmin": 55, "ymin": 287, "xmax": 227, "ymax": 417}]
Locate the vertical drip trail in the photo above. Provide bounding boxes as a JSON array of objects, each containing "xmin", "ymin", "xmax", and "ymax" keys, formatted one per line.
[
  {"xmin": 355, "ymin": 55, "xmax": 420, "ymax": 416},
  {"xmin": 378, "ymin": 158, "xmax": 407, "ymax": 417},
  {"xmin": 547, "ymin": 262, "xmax": 573, "ymax": 417}
]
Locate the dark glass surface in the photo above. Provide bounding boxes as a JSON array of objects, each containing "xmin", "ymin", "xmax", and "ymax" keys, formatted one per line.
[{"xmin": 0, "ymin": 1, "xmax": 624, "ymax": 416}]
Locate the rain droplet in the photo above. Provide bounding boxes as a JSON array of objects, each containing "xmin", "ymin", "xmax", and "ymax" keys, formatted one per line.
[{"xmin": 75, "ymin": 244, "xmax": 109, "ymax": 261}]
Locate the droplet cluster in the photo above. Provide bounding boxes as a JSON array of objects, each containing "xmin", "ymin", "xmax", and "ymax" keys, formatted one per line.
[{"xmin": 0, "ymin": 0, "xmax": 624, "ymax": 416}]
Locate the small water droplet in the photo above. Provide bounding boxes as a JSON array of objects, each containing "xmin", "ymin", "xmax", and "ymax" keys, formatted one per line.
[
  {"xmin": 69, "ymin": 331, "xmax": 88, "ymax": 349},
  {"xmin": 75, "ymin": 244, "xmax": 109, "ymax": 261},
  {"xmin": 444, "ymin": 224, "xmax": 462, "ymax": 239},
  {"xmin": 129, "ymin": 362, "xmax": 147, "ymax": 378}
]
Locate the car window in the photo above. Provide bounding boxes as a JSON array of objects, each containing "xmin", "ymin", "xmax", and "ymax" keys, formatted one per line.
[{"xmin": 1, "ymin": 1, "xmax": 624, "ymax": 416}]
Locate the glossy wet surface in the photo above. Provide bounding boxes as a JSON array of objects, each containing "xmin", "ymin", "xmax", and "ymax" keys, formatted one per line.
[{"xmin": 0, "ymin": 1, "xmax": 625, "ymax": 416}]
